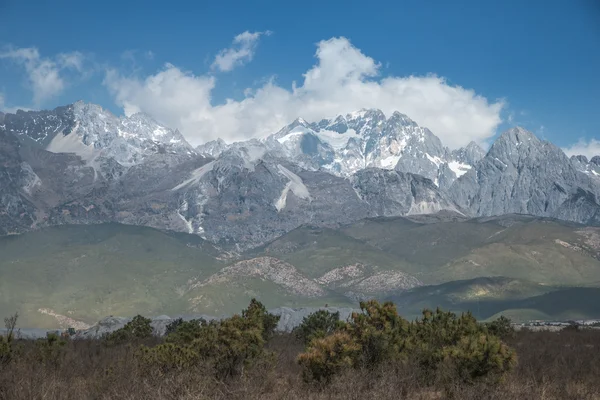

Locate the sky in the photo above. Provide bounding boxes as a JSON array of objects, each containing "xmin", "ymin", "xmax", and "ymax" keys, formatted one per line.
[{"xmin": 0, "ymin": 0, "xmax": 599, "ymax": 156}]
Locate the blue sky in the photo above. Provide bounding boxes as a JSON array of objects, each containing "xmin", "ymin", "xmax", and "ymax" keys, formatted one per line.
[{"xmin": 0, "ymin": 0, "xmax": 598, "ymax": 155}]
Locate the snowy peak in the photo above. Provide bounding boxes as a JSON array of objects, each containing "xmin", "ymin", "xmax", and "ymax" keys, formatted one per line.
[
  {"xmin": 451, "ymin": 141, "xmax": 486, "ymax": 166},
  {"xmin": 572, "ymin": 154, "xmax": 600, "ymax": 179},
  {"xmin": 197, "ymin": 138, "xmax": 228, "ymax": 158},
  {"xmin": 261, "ymin": 109, "xmax": 482, "ymax": 188},
  {"xmin": 387, "ymin": 111, "xmax": 418, "ymax": 128},
  {"xmin": 2, "ymin": 102, "xmax": 196, "ymax": 173}
]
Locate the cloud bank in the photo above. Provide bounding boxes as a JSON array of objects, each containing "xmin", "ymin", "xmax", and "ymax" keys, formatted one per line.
[
  {"xmin": 0, "ymin": 47, "xmax": 84, "ymax": 105},
  {"xmin": 105, "ymin": 36, "xmax": 504, "ymax": 149},
  {"xmin": 563, "ymin": 138, "xmax": 600, "ymax": 159}
]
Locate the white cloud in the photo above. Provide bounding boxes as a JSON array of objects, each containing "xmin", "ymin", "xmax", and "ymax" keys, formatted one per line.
[
  {"xmin": 211, "ymin": 30, "xmax": 271, "ymax": 72},
  {"xmin": 104, "ymin": 63, "xmax": 215, "ymax": 128},
  {"xmin": 563, "ymin": 138, "xmax": 600, "ymax": 159},
  {"xmin": 0, "ymin": 47, "xmax": 84, "ymax": 105},
  {"xmin": 105, "ymin": 36, "xmax": 504, "ymax": 149}
]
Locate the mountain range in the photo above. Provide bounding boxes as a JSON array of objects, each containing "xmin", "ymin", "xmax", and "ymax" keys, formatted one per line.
[
  {"xmin": 2, "ymin": 101, "xmax": 599, "ymax": 250},
  {"xmin": 2, "ymin": 102, "xmax": 600, "ymax": 327}
]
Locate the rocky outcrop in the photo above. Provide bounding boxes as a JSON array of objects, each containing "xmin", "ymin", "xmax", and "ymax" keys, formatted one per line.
[{"xmin": 449, "ymin": 127, "xmax": 600, "ymax": 224}]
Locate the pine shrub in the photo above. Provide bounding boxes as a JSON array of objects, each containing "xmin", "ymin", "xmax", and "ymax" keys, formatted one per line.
[{"xmin": 294, "ymin": 309, "xmax": 340, "ymax": 345}]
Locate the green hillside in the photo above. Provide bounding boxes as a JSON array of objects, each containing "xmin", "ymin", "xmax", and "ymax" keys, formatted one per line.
[
  {"xmin": 341, "ymin": 215, "xmax": 600, "ymax": 285},
  {"xmin": 2, "ymin": 215, "xmax": 600, "ymax": 328},
  {"xmin": 0, "ymin": 224, "xmax": 224, "ymax": 327}
]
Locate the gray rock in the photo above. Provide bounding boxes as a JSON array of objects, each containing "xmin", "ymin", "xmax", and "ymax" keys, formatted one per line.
[
  {"xmin": 2, "ymin": 103, "xmax": 599, "ymax": 253},
  {"xmin": 449, "ymin": 127, "xmax": 600, "ymax": 225}
]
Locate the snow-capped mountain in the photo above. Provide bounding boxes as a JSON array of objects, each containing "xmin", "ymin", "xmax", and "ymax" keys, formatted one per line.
[
  {"xmin": 1, "ymin": 101, "xmax": 599, "ymax": 249},
  {"xmin": 3, "ymin": 101, "xmax": 195, "ymax": 171},
  {"xmin": 255, "ymin": 109, "xmax": 482, "ymax": 190}
]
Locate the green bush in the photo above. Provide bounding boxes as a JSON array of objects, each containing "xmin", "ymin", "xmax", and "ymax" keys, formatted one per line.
[
  {"xmin": 242, "ymin": 298, "xmax": 280, "ymax": 340},
  {"xmin": 485, "ymin": 315, "xmax": 515, "ymax": 339},
  {"xmin": 104, "ymin": 315, "xmax": 153, "ymax": 345},
  {"xmin": 297, "ymin": 331, "xmax": 360, "ymax": 383},
  {"xmin": 138, "ymin": 299, "xmax": 278, "ymax": 380},
  {"xmin": 342, "ymin": 300, "xmax": 410, "ymax": 367},
  {"xmin": 165, "ymin": 319, "xmax": 207, "ymax": 345},
  {"xmin": 164, "ymin": 318, "xmax": 184, "ymax": 336},
  {"xmin": 294, "ymin": 310, "xmax": 340, "ymax": 345},
  {"xmin": 442, "ymin": 333, "xmax": 517, "ymax": 383},
  {"xmin": 297, "ymin": 301, "xmax": 517, "ymax": 386}
]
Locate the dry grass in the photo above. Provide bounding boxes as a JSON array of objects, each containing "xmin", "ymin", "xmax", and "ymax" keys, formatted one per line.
[{"xmin": 1, "ymin": 329, "xmax": 600, "ymax": 399}]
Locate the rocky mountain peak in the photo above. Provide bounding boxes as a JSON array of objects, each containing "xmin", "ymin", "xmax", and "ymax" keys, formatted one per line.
[
  {"xmin": 387, "ymin": 111, "xmax": 418, "ymax": 128},
  {"xmin": 451, "ymin": 141, "xmax": 486, "ymax": 166},
  {"xmin": 496, "ymin": 126, "xmax": 541, "ymax": 147},
  {"xmin": 197, "ymin": 138, "xmax": 228, "ymax": 158}
]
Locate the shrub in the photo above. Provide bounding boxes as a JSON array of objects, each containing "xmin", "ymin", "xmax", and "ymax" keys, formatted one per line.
[
  {"xmin": 294, "ymin": 309, "xmax": 340, "ymax": 345},
  {"xmin": 242, "ymin": 298, "xmax": 280, "ymax": 340},
  {"xmin": 297, "ymin": 331, "xmax": 361, "ymax": 383},
  {"xmin": 164, "ymin": 318, "xmax": 184, "ymax": 336},
  {"xmin": 139, "ymin": 299, "xmax": 278, "ymax": 380},
  {"xmin": 485, "ymin": 315, "xmax": 515, "ymax": 339},
  {"xmin": 0, "ymin": 336, "xmax": 12, "ymax": 367},
  {"xmin": 165, "ymin": 319, "xmax": 207, "ymax": 345},
  {"xmin": 297, "ymin": 301, "xmax": 517, "ymax": 385},
  {"xmin": 341, "ymin": 300, "xmax": 410, "ymax": 367},
  {"xmin": 0, "ymin": 313, "xmax": 19, "ymax": 367},
  {"xmin": 104, "ymin": 315, "xmax": 153, "ymax": 345}
]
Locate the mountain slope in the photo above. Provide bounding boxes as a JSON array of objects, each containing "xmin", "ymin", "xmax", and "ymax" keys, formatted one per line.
[
  {"xmin": 1, "ymin": 103, "xmax": 599, "ymax": 252},
  {"xmin": 449, "ymin": 127, "xmax": 600, "ymax": 224},
  {"xmin": 341, "ymin": 214, "xmax": 600, "ymax": 285},
  {"xmin": 0, "ymin": 224, "xmax": 225, "ymax": 328},
  {"xmin": 386, "ymin": 278, "xmax": 600, "ymax": 321}
]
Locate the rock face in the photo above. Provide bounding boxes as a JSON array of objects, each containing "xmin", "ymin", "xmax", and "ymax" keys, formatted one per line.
[
  {"xmin": 571, "ymin": 155, "xmax": 600, "ymax": 182},
  {"xmin": 449, "ymin": 128, "xmax": 600, "ymax": 224},
  {"xmin": 0, "ymin": 127, "xmax": 36, "ymax": 234},
  {"xmin": 1, "ymin": 102, "xmax": 599, "ymax": 250}
]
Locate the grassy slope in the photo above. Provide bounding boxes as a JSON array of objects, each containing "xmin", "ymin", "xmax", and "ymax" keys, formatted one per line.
[
  {"xmin": 252, "ymin": 225, "xmax": 419, "ymax": 278},
  {"xmin": 0, "ymin": 224, "xmax": 224, "ymax": 327},
  {"xmin": 185, "ymin": 277, "xmax": 353, "ymax": 316},
  {"xmin": 3, "ymin": 215, "xmax": 600, "ymax": 328},
  {"xmin": 387, "ymin": 277, "xmax": 600, "ymax": 322},
  {"xmin": 341, "ymin": 215, "xmax": 600, "ymax": 285}
]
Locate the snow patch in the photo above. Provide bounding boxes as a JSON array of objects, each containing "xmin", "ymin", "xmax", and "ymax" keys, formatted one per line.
[
  {"xmin": 347, "ymin": 109, "xmax": 368, "ymax": 120},
  {"xmin": 46, "ymin": 127, "xmax": 98, "ymax": 163},
  {"xmin": 379, "ymin": 155, "xmax": 401, "ymax": 169},
  {"xmin": 494, "ymin": 157, "xmax": 508, "ymax": 169},
  {"xmin": 276, "ymin": 129, "xmax": 306, "ymax": 144},
  {"xmin": 448, "ymin": 160, "xmax": 472, "ymax": 178},
  {"xmin": 315, "ymin": 128, "xmax": 359, "ymax": 150},
  {"xmin": 275, "ymin": 164, "xmax": 311, "ymax": 211},
  {"xmin": 425, "ymin": 153, "xmax": 443, "ymax": 167},
  {"xmin": 408, "ymin": 201, "xmax": 445, "ymax": 215},
  {"xmin": 171, "ymin": 161, "xmax": 215, "ymax": 191}
]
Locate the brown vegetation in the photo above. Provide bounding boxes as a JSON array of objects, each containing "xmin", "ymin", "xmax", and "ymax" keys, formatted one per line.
[{"xmin": 1, "ymin": 304, "xmax": 600, "ymax": 399}]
